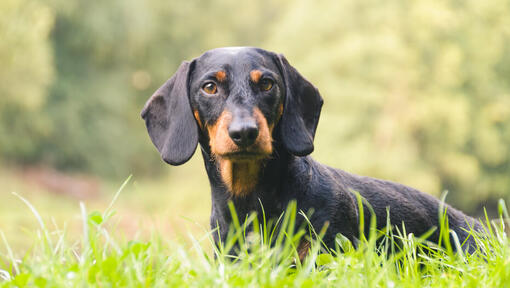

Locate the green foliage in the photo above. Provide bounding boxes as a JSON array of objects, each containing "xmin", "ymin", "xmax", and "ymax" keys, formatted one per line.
[
  {"xmin": 267, "ymin": 0, "xmax": 510, "ymax": 209},
  {"xmin": 0, "ymin": 184, "xmax": 509, "ymax": 287},
  {"xmin": 0, "ymin": 0, "xmax": 284, "ymax": 177},
  {"xmin": 0, "ymin": 0, "xmax": 509, "ymax": 208},
  {"xmin": 0, "ymin": 0, "xmax": 54, "ymax": 162}
]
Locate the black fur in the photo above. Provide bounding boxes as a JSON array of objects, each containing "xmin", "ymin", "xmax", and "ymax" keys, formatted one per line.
[
  {"xmin": 141, "ymin": 61, "xmax": 198, "ymax": 165},
  {"xmin": 142, "ymin": 47, "xmax": 481, "ymax": 253},
  {"xmin": 275, "ymin": 54, "xmax": 323, "ymax": 156}
]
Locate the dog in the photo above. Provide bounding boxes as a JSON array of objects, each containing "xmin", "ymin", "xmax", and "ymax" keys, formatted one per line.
[{"xmin": 141, "ymin": 47, "xmax": 481, "ymax": 255}]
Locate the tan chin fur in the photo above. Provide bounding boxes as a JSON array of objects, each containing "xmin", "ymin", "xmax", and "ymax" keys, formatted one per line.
[
  {"xmin": 207, "ymin": 108, "xmax": 276, "ymax": 197},
  {"xmin": 218, "ymin": 160, "xmax": 260, "ymax": 197}
]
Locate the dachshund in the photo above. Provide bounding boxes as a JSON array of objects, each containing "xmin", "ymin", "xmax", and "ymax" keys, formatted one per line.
[{"xmin": 141, "ymin": 47, "xmax": 481, "ymax": 255}]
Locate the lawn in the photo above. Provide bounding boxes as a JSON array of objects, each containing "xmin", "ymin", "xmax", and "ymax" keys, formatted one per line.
[
  {"xmin": 0, "ymin": 155, "xmax": 211, "ymax": 251},
  {"xmin": 1, "ymin": 174, "xmax": 509, "ymax": 287}
]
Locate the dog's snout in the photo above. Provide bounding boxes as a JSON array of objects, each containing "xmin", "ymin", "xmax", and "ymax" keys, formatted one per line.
[{"xmin": 228, "ymin": 120, "xmax": 259, "ymax": 147}]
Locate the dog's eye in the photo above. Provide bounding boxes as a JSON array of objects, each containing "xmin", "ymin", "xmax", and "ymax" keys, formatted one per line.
[
  {"xmin": 260, "ymin": 78, "xmax": 273, "ymax": 91},
  {"xmin": 202, "ymin": 82, "xmax": 217, "ymax": 94}
]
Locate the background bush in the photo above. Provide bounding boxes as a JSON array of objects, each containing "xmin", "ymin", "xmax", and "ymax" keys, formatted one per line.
[{"xmin": 1, "ymin": 0, "xmax": 509, "ymax": 212}]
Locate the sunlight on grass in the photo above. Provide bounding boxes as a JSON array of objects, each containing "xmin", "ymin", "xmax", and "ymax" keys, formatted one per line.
[
  {"xmin": 0, "ymin": 158, "xmax": 211, "ymax": 251},
  {"xmin": 0, "ymin": 179, "xmax": 509, "ymax": 287}
]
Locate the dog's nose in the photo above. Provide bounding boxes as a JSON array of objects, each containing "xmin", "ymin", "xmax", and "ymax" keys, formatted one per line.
[{"xmin": 228, "ymin": 121, "xmax": 259, "ymax": 147}]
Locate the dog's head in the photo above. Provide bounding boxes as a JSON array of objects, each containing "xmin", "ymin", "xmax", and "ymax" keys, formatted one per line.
[{"xmin": 141, "ymin": 47, "xmax": 323, "ymax": 194}]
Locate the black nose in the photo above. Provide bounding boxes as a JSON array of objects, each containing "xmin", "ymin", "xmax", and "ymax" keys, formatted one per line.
[{"xmin": 228, "ymin": 121, "xmax": 259, "ymax": 147}]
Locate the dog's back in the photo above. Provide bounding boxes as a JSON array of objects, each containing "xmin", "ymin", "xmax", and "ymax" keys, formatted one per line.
[{"xmin": 285, "ymin": 155, "xmax": 481, "ymax": 251}]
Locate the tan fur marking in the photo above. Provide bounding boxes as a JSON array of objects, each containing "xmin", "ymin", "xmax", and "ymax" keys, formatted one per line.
[
  {"xmin": 269, "ymin": 103, "xmax": 284, "ymax": 132},
  {"xmin": 219, "ymin": 160, "xmax": 233, "ymax": 191},
  {"xmin": 219, "ymin": 160, "xmax": 260, "ymax": 197},
  {"xmin": 207, "ymin": 111, "xmax": 237, "ymax": 156},
  {"xmin": 277, "ymin": 103, "xmax": 284, "ymax": 122},
  {"xmin": 297, "ymin": 240, "xmax": 311, "ymax": 262},
  {"xmin": 193, "ymin": 110, "xmax": 203, "ymax": 129},
  {"xmin": 253, "ymin": 108, "xmax": 273, "ymax": 155},
  {"xmin": 215, "ymin": 70, "xmax": 227, "ymax": 82},
  {"xmin": 250, "ymin": 70, "xmax": 262, "ymax": 83},
  {"xmin": 207, "ymin": 108, "xmax": 275, "ymax": 197}
]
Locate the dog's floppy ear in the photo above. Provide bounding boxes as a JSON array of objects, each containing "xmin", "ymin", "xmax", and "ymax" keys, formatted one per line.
[
  {"xmin": 141, "ymin": 61, "xmax": 198, "ymax": 165},
  {"xmin": 275, "ymin": 54, "xmax": 323, "ymax": 156}
]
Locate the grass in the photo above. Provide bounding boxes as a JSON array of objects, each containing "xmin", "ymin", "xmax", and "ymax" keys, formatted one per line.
[
  {"xmin": 0, "ymin": 178, "xmax": 509, "ymax": 287},
  {"xmin": 0, "ymin": 160, "xmax": 212, "ymax": 251}
]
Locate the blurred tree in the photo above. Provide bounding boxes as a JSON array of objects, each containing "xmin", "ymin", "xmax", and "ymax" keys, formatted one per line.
[
  {"xmin": 0, "ymin": 0, "xmax": 54, "ymax": 163},
  {"xmin": 32, "ymin": 0, "xmax": 283, "ymax": 177},
  {"xmin": 267, "ymin": 0, "xmax": 510, "ymax": 210},
  {"xmin": 41, "ymin": 0, "xmax": 165, "ymax": 177},
  {"xmin": 1, "ymin": 0, "xmax": 509, "ymax": 211}
]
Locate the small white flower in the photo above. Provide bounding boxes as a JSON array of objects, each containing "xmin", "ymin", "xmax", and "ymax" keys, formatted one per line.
[{"xmin": 66, "ymin": 271, "xmax": 77, "ymax": 280}]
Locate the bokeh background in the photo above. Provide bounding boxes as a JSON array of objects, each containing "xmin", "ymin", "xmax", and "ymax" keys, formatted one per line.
[{"xmin": 1, "ymin": 0, "xmax": 509, "ymax": 250}]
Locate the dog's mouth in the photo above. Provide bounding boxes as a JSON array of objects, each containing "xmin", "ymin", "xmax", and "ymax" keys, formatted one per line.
[{"xmin": 218, "ymin": 151, "xmax": 270, "ymax": 161}]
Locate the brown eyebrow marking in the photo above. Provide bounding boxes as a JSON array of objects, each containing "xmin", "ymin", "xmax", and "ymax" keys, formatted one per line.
[
  {"xmin": 250, "ymin": 70, "xmax": 262, "ymax": 83},
  {"xmin": 215, "ymin": 70, "xmax": 227, "ymax": 82}
]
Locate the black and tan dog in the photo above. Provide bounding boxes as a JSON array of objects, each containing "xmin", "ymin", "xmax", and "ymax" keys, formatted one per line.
[{"xmin": 141, "ymin": 47, "xmax": 480, "ymax": 254}]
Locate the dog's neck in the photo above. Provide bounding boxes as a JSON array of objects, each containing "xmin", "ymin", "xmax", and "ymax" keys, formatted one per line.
[
  {"xmin": 199, "ymin": 143, "xmax": 290, "ymax": 207},
  {"xmin": 217, "ymin": 159, "xmax": 262, "ymax": 196}
]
